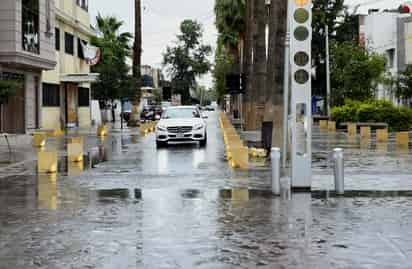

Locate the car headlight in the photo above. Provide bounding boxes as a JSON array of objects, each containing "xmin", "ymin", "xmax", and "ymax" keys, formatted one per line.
[
  {"xmin": 194, "ymin": 124, "xmax": 204, "ymax": 130},
  {"xmin": 157, "ymin": 125, "xmax": 167, "ymax": 131}
]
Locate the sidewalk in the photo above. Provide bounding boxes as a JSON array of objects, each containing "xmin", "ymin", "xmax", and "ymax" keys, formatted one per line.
[{"xmin": 0, "ymin": 124, "xmax": 141, "ymax": 178}]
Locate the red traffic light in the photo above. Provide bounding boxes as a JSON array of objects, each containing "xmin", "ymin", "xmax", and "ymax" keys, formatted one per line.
[{"xmin": 399, "ymin": 5, "xmax": 411, "ymax": 13}]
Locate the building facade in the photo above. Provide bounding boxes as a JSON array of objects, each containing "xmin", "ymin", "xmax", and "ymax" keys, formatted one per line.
[
  {"xmin": 0, "ymin": 0, "xmax": 56, "ymax": 133},
  {"xmin": 359, "ymin": 8, "xmax": 412, "ymax": 104},
  {"xmin": 42, "ymin": 0, "xmax": 97, "ymax": 130}
]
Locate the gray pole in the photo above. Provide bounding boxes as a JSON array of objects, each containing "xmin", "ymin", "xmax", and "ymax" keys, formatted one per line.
[
  {"xmin": 271, "ymin": 147, "xmax": 281, "ymax": 195},
  {"xmin": 333, "ymin": 148, "xmax": 344, "ymax": 195},
  {"xmin": 325, "ymin": 24, "xmax": 331, "ymax": 117},
  {"xmin": 282, "ymin": 0, "xmax": 290, "ymax": 168}
]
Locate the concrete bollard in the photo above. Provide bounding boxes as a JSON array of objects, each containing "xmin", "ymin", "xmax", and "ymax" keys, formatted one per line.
[
  {"xmin": 38, "ymin": 151, "xmax": 58, "ymax": 174},
  {"xmin": 271, "ymin": 148, "xmax": 281, "ymax": 196},
  {"xmin": 68, "ymin": 143, "xmax": 83, "ymax": 163},
  {"xmin": 347, "ymin": 123, "xmax": 357, "ymax": 137},
  {"xmin": 360, "ymin": 126, "xmax": 371, "ymax": 139},
  {"xmin": 333, "ymin": 148, "xmax": 344, "ymax": 195},
  {"xmin": 231, "ymin": 146, "xmax": 249, "ymax": 169},
  {"xmin": 396, "ymin": 132, "xmax": 409, "ymax": 146},
  {"xmin": 33, "ymin": 132, "xmax": 47, "ymax": 148},
  {"xmin": 376, "ymin": 129, "xmax": 389, "ymax": 143},
  {"xmin": 97, "ymin": 125, "xmax": 108, "ymax": 137},
  {"xmin": 319, "ymin": 120, "xmax": 328, "ymax": 129},
  {"xmin": 328, "ymin": 121, "xmax": 336, "ymax": 132}
]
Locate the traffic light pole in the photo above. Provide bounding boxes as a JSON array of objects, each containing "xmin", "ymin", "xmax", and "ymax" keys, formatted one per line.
[{"xmin": 289, "ymin": 0, "xmax": 312, "ymax": 190}]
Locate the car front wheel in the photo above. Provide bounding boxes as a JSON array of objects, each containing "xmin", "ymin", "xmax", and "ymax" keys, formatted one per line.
[{"xmin": 156, "ymin": 140, "xmax": 168, "ymax": 148}]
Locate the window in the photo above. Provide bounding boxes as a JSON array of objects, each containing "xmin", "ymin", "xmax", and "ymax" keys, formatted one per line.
[
  {"xmin": 78, "ymin": 39, "xmax": 87, "ymax": 59},
  {"xmin": 43, "ymin": 83, "xmax": 60, "ymax": 107},
  {"xmin": 387, "ymin": 49, "xmax": 395, "ymax": 69},
  {"xmin": 78, "ymin": 87, "xmax": 90, "ymax": 107},
  {"xmin": 65, "ymin": 32, "xmax": 74, "ymax": 55},
  {"xmin": 55, "ymin": 28, "xmax": 60, "ymax": 51},
  {"xmin": 76, "ymin": 0, "xmax": 88, "ymax": 11},
  {"xmin": 22, "ymin": 0, "xmax": 40, "ymax": 54}
]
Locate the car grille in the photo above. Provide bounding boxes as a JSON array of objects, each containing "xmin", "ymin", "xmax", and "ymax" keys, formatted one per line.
[{"xmin": 167, "ymin": 126, "xmax": 193, "ymax": 133}]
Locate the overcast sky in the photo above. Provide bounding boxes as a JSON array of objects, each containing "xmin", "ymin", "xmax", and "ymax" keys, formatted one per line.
[
  {"xmin": 90, "ymin": 0, "xmax": 405, "ymax": 88},
  {"xmin": 90, "ymin": 0, "xmax": 217, "ymax": 88}
]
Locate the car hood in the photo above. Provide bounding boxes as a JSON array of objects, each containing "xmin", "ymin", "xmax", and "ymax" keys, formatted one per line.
[{"xmin": 158, "ymin": 118, "xmax": 205, "ymax": 127}]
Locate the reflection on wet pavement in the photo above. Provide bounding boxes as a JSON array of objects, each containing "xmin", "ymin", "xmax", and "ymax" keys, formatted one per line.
[{"xmin": 1, "ymin": 111, "xmax": 412, "ymax": 268}]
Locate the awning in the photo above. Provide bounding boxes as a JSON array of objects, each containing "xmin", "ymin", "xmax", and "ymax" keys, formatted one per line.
[{"xmin": 60, "ymin": 73, "xmax": 99, "ymax": 83}]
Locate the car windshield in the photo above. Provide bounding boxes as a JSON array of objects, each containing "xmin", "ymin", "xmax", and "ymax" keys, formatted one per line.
[{"xmin": 162, "ymin": 108, "xmax": 200, "ymax": 119}]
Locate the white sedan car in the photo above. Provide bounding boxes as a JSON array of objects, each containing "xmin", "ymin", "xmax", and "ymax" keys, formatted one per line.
[{"xmin": 155, "ymin": 106, "xmax": 207, "ymax": 147}]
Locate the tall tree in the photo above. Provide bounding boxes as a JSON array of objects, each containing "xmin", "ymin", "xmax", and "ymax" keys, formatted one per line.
[
  {"xmin": 249, "ymin": 0, "xmax": 267, "ymax": 130},
  {"xmin": 91, "ymin": 15, "xmax": 137, "ymax": 122},
  {"xmin": 265, "ymin": 0, "xmax": 287, "ymax": 148},
  {"xmin": 243, "ymin": 0, "xmax": 254, "ymax": 129},
  {"xmin": 330, "ymin": 42, "xmax": 386, "ymax": 106},
  {"xmin": 133, "ymin": 0, "xmax": 142, "ymax": 101},
  {"xmin": 163, "ymin": 20, "xmax": 212, "ymax": 104},
  {"xmin": 214, "ymin": 0, "xmax": 246, "ymax": 74}
]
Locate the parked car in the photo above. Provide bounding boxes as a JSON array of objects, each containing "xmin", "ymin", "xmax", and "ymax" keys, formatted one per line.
[{"xmin": 155, "ymin": 106, "xmax": 207, "ymax": 147}]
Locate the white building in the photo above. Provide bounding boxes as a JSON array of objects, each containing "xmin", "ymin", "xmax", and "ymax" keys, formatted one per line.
[{"xmin": 359, "ymin": 6, "xmax": 412, "ymax": 104}]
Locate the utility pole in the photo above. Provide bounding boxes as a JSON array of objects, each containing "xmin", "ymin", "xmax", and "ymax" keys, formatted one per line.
[
  {"xmin": 282, "ymin": 0, "xmax": 290, "ymax": 169},
  {"xmin": 326, "ymin": 24, "xmax": 331, "ymax": 117}
]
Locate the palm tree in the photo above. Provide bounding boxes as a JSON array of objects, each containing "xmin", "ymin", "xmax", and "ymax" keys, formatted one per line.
[
  {"xmin": 249, "ymin": 0, "xmax": 267, "ymax": 131},
  {"xmin": 265, "ymin": 0, "xmax": 287, "ymax": 147},
  {"xmin": 91, "ymin": 15, "xmax": 134, "ymax": 123},
  {"xmin": 214, "ymin": 0, "xmax": 246, "ymax": 73},
  {"xmin": 133, "ymin": 0, "xmax": 142, "ymax": 101}
]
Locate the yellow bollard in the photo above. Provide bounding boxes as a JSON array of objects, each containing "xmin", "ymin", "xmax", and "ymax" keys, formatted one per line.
[
  {"xmin": 319, "ymin": 120, "xmax": 328, "ymax": 129},
  {"xmin": 328, "ymin": 121, "xmax": 336, "ymax": 131},
  {"xmin": 376, "ymin": 129, "xmax": 388, "ymax": 143},
  {"xmin": 47, "ymin": 129, "xmax": 64, "ymax": 138},
  {"xmin": 347, "ymin": 123, "xmax": 357, "ymax": 137},
  {"xmin": 396, "ymin": 132, "xmax": 410, "ymax": 146},
  {"xmin": 360, "ymin": 126, "xmax": 371, "ymax": 139},
  {"xmin": 231, "ymin": 146, "xmax": 249, "ymax": 169},
  {"xmin": 68, "ymin": 137, "xmax": 83, "ymax": 144},
  {"xmin": 97, "ymin": 125, "xmax": 108, "ymax": 137},
  {"xmin": 33, "ymin": 132, "xmax": 47, "ymax": 147},
  {"xmin": 38, "ymin": 151, "xmax": 58, "ymax": 174},
  {"xmin": 68, "ymin": 143, "xmax": 83, "ymax": 163}
]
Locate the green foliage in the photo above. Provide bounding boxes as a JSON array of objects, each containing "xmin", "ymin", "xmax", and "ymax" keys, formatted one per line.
[
  {"xmin": 330, "ymin": 42, "xmax": 386, "ymax": 106},
  {"xmin": 214, "ymin": 0, "xmax": 245, "ymax": 49},
  {"xmin": 395, "ymin": 64, "xmax": 412, "ymax": 103},
  {"xmin": 213, "ymin": 37, "xmax": 234, "ymax": 103},
  {"xmin": 0, "ymin": 80, "xmax": 19, "ymax": 104},
  {"xmin": 163, "ymin": 20, "xmax": 212, "ymax": 105},
  {"xmin": 91, "ymin": 15, "xmax": 137, "ymax": 103},
  {"xmin": 331, "ymin": 99, "xmax": 412, "ymax": 131}
]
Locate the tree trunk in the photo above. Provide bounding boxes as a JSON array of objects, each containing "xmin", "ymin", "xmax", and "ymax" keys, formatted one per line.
[
  {"xmin": 133, "ymin": 0, "xmax": 142, "ymax": 100},
  {"xmin": 250, "ymin": 0, "xmax": 267, "ymax": 131},
  {"xmin": 129, "ymin": 0, "xmax": 142, "ymax": 126},
  {"xmin": 264, "ymin": 0, "xmax": 287, "ymax": 149},
  {"xmin": 243, "ymin": 0, "xmax": 254, "ymax": 130}
]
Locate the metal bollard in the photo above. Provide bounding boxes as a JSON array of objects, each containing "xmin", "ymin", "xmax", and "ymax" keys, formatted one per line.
[
  {"xmin": 333, "ymin": 148, "xmax": 344, "ymax": 195},
  {"xmin": 271, "ymin": 147, "xmax": 281, "ymax": 196}
]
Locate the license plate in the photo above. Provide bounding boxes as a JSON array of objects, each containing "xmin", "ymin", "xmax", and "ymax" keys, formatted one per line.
[{"xmin": 176, "ymin": 133, "xmax": 184, "ymax": 138}]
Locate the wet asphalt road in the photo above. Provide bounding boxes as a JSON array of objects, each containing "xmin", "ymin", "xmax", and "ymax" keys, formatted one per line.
[{"xmin": 1, "ymin": 111, "xmax": 412, "ymax": 268}]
